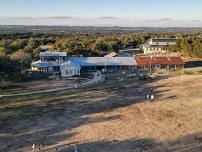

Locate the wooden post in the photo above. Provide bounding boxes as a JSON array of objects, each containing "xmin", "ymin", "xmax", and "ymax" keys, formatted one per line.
[
  {"xmin": 167, "ymin": 65, "xmax": 169, "ymax": 75},
  {"xmin": 181, "ymin": 65, "xmax": 185, "ymax": 76}
]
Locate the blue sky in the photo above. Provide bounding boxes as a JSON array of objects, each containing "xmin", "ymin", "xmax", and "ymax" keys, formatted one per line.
[{"xmin": 0, "ymin": 0, "xmax": 202, "ymax": 26}]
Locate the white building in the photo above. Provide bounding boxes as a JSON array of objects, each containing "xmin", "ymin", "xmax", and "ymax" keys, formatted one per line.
[
  {"xmin": 31, "ymin": 51, "xmax": 138, "ymax": 78},
  {"xmin": 31, "ymin": 51, "xmax": 66, "ymax": 73},
  {"xmin": 60, "ymin": 57, "xmax": 137, "ymax": 78},
  {"xmin": 142, "ymin": 38, "xmax": 177, "ymax": 54},
  {"xmin": 60, "ymin": 61, "xmax": 81, "ymax": 78}
]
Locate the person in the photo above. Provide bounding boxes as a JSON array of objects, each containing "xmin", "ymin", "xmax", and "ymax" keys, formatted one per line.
[
  {"xmin": 146, "ymin": 94, "xmax": 150, "ymax": 101},
  {"xmin": 150, "ymin": 94, "xmax": 155, "ymax": 101},
  {"xmin": 32, "ymin": 144, "xmax": 35, "ymax": 152}
]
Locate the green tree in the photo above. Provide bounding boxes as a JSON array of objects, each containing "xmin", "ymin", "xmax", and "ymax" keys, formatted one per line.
[{"xmin": 0, "ymin": 47, "xmax": 6, "ymax": 56}]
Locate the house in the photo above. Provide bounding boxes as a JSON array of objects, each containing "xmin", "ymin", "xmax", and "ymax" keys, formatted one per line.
[
  {"xmin": 60, "ymin": 61, "xmax": 81, "ymax": 78},
  {"xmin": 135, "ymin": 55, "xmax": 184, "ymax": 69},
  {"xmin": 31, "ymin": 51, "xmax": 66, "ymax": 73},
  {"xmin": 142, "ymin": 38, "xmax": 177, "ymax": 54}
]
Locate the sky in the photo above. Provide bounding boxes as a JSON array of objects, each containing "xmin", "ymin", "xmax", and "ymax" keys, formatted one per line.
[{"xmin": 0, "ymin": 0, "xmax": 202, "ymax": 27}]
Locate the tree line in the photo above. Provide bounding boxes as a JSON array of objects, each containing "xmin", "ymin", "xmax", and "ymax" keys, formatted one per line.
[{"xmin": 169, "ymin": 36, "xmax": 202, "ymax": 57}]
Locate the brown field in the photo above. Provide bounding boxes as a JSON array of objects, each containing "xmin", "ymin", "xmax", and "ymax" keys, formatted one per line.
[{"xmin": 0, "ymin": 74, "xmax": 202, "ymax": 152}]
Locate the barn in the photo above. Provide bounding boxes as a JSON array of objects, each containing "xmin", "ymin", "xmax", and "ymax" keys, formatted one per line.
[
  {"xmin": 60, "ymin": 57, "xmax": 137, "ymax": 78},
  {"xmin": 135, "ymin": 55, "xmax": 184, "ymax": 69}
]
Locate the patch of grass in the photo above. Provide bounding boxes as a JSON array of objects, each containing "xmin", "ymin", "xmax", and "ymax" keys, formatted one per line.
[
  {"xmin": 184, "ymin": 67, "xmax": 202, "ymax": 75},
  {"xmin": 2, "ymin": 76, "xmax": 138, "ymax": 102},
  {"xmin": 0, "ymin": 85, "xmax": 28, "ymax": 95}
]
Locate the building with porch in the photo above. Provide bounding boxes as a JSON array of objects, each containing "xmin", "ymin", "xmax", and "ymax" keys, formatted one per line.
[
  {"xmin": 60, "ymin": 57, "xmax": 137, "ymax": 78},
  {"xmin": 135, "ymin": 55, "xmax": 184, "ymax": 70},
  {"xmin": 142, "ymin": 38, "xmax": 177, "ymax": 54},
  {"xmin": 31, "ymin": 51, "xmax": 67, "ymax": 73},
  {"xmin": 60, "ymin": 60, "xmax": 81, "ymax": 78}
]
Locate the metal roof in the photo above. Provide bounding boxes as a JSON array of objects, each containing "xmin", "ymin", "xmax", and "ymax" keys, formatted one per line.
[
  {"xmin": 135, "ymin": 55, "xmax": 184, "ymax": 66},
  {"xmin": 104, "ymin": 52, "xmax": 117, "ymax": 57},
  {"xmin": 143, "ymin": 44, "xmax": 170, "ymax": 48},
  {"xmin": 67, "ymin": 57, "xmax": 137, "ymax": 66},
  {"xmin": 151, "ymin": 38, "xmax": 177, "ymax": 43},
  {"xmin": 40, "ymin": 51, "xmax": 67, "ymax": 57},
  {"xmin": 31, "ymin": 60, "xmax": 62, "ymax": 68},
  {"xmin": 60, "ymin": 60, "xmax": 81, "ymax": 70},
  {"xmin": 31, "ymin": 61, "xmax": 52, "ymax": 68}
]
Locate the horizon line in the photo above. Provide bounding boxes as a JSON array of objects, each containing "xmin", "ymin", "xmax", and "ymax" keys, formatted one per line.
[{"xmin": 0, "ymin": 24, "xmax": 202, "ymax": 28}]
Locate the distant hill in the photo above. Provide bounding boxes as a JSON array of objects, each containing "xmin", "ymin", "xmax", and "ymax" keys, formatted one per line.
[{"xmin": 0, "ymin": 25, "xmax": 202, "ymax": 33}]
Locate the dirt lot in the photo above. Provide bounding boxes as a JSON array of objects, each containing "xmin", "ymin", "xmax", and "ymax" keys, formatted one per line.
[{"xmin": 0, "ymin": 74, "xmax": 202, "ymax": 152}]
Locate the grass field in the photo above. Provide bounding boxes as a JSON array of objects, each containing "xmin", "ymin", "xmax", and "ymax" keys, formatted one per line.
[{"xmin": 0, "ymin": 73, "xmax": 202, "ymax": 152}]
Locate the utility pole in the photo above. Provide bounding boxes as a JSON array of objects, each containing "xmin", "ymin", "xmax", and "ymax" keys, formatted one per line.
[
  {"xmin": 149, "ymin": 56, "xmax": 153, "ymax": 76},
  {"xmin": 104, "ymin": 57, "xmax": 107, "ymax": 72}
]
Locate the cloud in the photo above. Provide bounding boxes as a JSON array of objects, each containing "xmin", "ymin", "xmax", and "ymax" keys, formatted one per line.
[
  {"xmin": 191, "ymin": 19, "xmax": 201, "ymax": 22},
  {"xmin": 144, "ymin": 18, "xmax": 173, "ymax": 22},
  {"xmin": 141, "ymin": 18, "xmax": 202, "ymax": 27},
  {"xmin": 0, "ymin": 16, "xmax": 202, "ymax": 27},
  {"xmin": 98, "ymin": 16, "xmax": 119, "ymax": 20},
  {"xmin": 46, "ymin": 16, "xmax": 74, "ymax": 19}
]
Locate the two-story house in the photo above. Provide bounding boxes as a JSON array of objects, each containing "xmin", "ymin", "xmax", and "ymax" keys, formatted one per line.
[
  {"xmin": 142, "ymin": 38, "xmax": 177, "ymax": 54},
  {"xmin": 31, "ymin": 51, "xmax": 67, "ymax": 73}
]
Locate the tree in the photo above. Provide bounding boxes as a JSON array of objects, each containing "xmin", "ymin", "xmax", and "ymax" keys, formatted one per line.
[
  {"xmin": 0, "ymin": 56, "xmax": 20, "ymax": 83},
  {"xmin": 10, "ymin": 50, "xmax": 31, "ymax": 68},
  {"xmin": 0, "ymin": 47, "xmax": 6, "ymax": 56}
]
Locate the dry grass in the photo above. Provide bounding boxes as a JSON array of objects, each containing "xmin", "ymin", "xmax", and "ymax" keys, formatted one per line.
[
  {"xmin": 0, "ymin": 74, "xmax": 202, "ymax": 152},
  {"xmin": 0, "ymin": 80, "xmax": 77, "ymax": 95}
]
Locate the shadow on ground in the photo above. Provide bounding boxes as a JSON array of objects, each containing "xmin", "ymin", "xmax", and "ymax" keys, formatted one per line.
[
  {"xmin": 185, "ymin": 61, "xmax": 202, "ymax": 68},
  {"xmin": 65, "ymin": 132, "xmax": 202, "ymax": 152},
  {"xmin": 0, "ymin": 79, "xmax": 177, "ymax": 152}
]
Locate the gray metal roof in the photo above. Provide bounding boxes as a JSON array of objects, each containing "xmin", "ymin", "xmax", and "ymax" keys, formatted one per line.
[
  {"xmin": 67, "ymin": 57, "xmax": 137, "ymax": 66},
  {"xmin": 40, "ymin": 51, "xmax": 67, "ymax": 57},
  {"xmin": 143, "ymin": 43, "xmax": 170, "ymax": 48},
  {"xmin": 31, "ymin": 61, "xmax": 52, "ymax": 68},
  {"xmin": 31, "ymin": 60, "xmax": 62, "ymax": 68},
  {"xmin": 151, "ymin": 38, "xmax": 177, "ymax": 43},
  {"xmin": 60, "ymin": 60, "xmax": 81, "ymax": 70}
]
